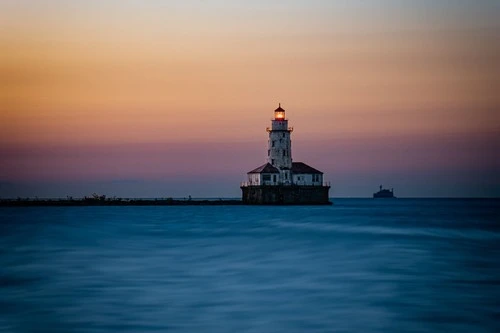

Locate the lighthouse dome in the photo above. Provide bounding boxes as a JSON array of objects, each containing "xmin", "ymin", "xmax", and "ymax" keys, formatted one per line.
[
  {"xmin": 274, "ymin": 103, "xmax": 286, "ymax": 120},
  {"xmin": 275, "ymin": 103, "xmax": 285, "ymax": 112}
]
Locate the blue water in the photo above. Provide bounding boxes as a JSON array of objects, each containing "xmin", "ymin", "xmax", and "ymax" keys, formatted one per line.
[{"xmin": 1, "ymin": 199, "xmax": 499, "ymax": 333}]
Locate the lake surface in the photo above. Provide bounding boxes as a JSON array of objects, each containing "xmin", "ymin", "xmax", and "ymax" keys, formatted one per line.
[{"xmin": 1, "ymin": 199, "xmax": 499, "ymax": 333}]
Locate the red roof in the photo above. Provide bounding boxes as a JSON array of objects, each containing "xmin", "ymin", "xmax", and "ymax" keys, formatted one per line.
[
  {"xmin": 291, "ymin": 162, "xmax": 323, "ymax": 174},
  {"xmin": 247, "ymin": 163, "xmax": 280, "ymax": 174},
  {"xmin": 274, "ymin": 103, "xmax": 285, "ymax": 112}
]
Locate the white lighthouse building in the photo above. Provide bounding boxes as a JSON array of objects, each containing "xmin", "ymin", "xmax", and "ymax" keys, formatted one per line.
[
  {"xmin": 267, "ymin": 103, "xmax": 292, "ymax": 184},
  {"xmin": 241, "ymin": 104, "xmax": 330, "ymax": 204}
]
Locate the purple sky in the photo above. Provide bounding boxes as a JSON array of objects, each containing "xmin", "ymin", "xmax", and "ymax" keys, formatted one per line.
[{"xmin": 1, "ymin": 129, "xmax": 498, "ymax": 198}]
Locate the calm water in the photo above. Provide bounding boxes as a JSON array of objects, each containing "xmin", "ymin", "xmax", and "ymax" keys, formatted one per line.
[{"xmin": 1, "ymin": 199, "xmax": 499, "ymax": 333}]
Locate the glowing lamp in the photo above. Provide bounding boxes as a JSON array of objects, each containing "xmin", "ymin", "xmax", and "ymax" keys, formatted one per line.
[{"xmin": 274, "ymin": 103, "xmax": 285, "ymax": 120}]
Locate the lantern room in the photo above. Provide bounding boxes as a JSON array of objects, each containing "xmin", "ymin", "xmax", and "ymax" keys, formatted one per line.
[{"xmin": 274, "ymin": 103, "xmax": 286, "ymax": 120}]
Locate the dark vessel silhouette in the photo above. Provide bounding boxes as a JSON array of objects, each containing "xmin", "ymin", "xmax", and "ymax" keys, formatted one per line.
[{"xmin": 373, "ymin": 185, "xmax": 395, "ymax": 198}]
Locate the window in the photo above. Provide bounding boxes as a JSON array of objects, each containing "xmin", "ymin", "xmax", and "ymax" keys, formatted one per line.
[
  {"xmin": 271, "ymin": 159, "xmax": 274, "ymax": 164},
  {"xmin": 273, "ymin": 175, "xmax": 277, "ymax": 182},
  {"xmin": 272, "ymin": 141, "xmax": 275, "ymax": 147},
  {"xmin": 283, "ymin": 150, "xmax": 285, "ymax": 157},
  {"xmin": 283, "ymin": 133, "xmax": 285, "ymax": 138},
  {"xmin": 263, "ymin": 175, "xmax": 271, "ymax": 181},
  {"xmin": 268, "ymin": 150, "xmax": 270, "ymax": 156}
]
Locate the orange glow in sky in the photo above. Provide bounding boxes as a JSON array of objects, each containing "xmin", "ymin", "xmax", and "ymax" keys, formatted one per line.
[{"xmin": 1, "ymin": 1, "xmax": 499, "ymax": 197}]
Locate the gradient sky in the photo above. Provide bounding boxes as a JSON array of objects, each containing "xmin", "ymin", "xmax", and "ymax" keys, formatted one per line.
[{"xmin": 1, "ymin": 0, "xmax": 499, "ymax": 197}]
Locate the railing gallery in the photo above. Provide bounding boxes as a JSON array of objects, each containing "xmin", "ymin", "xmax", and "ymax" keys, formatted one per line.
[
  {"xmin": 266, "ymin": 127, "xmax": 294, "ymax": 132},
  {"xmin": 241, "ymin": 181, "xmax": 330, "ymax": 187}
]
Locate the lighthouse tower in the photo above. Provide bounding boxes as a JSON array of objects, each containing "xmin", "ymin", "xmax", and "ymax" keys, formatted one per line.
[
  {"xmin": 267, "ymin": 103, "xmax": 293, "ymax": 184},
  {"xmin": 241, "ymin": 104, "xmax": 330, "ymax": 204}
]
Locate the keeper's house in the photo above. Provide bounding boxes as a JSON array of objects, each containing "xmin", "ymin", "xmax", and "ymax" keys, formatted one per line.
[{"xmin": 241, "ymin": 104, "xmax": 331, "ymax": 204}]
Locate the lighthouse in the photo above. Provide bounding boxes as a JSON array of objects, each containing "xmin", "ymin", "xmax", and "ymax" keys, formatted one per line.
[
  {"xmin": 267, "ymin": 103, "xmax": 293, "ymax": 184},
  {"xmin": 241, "ymin": 104, "xmax": 331, "ymax": 204}
]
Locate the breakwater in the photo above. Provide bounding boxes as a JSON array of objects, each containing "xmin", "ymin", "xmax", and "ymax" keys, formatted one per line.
[{"xmin": 0, "ymin": 198, "xmax": 243, "ymax": 207}]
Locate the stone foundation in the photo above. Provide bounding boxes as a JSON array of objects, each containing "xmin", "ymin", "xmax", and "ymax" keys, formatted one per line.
[{"xmin": 241, "ymin": 185, "xmax": 331, "ymax": 205}]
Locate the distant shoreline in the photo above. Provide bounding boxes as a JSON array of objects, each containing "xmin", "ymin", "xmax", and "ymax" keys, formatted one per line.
[
  {"xmin": 0, "ymin": 198, "xmax": 244, "ymax": 207},
  {"xmin": 0, "ymin": 198, "xmax": 335, "ymax": 206}
]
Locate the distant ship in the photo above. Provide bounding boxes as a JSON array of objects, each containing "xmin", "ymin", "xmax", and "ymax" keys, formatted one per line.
[{"xmin": 373, "ymin": 185, "xmax": 395, "ymax": 198}]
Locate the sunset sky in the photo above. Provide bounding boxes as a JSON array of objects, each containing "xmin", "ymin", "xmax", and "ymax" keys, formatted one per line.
[{"xmin": 1, "ymin": 0, "xmax": 499, "ymax": 197}]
